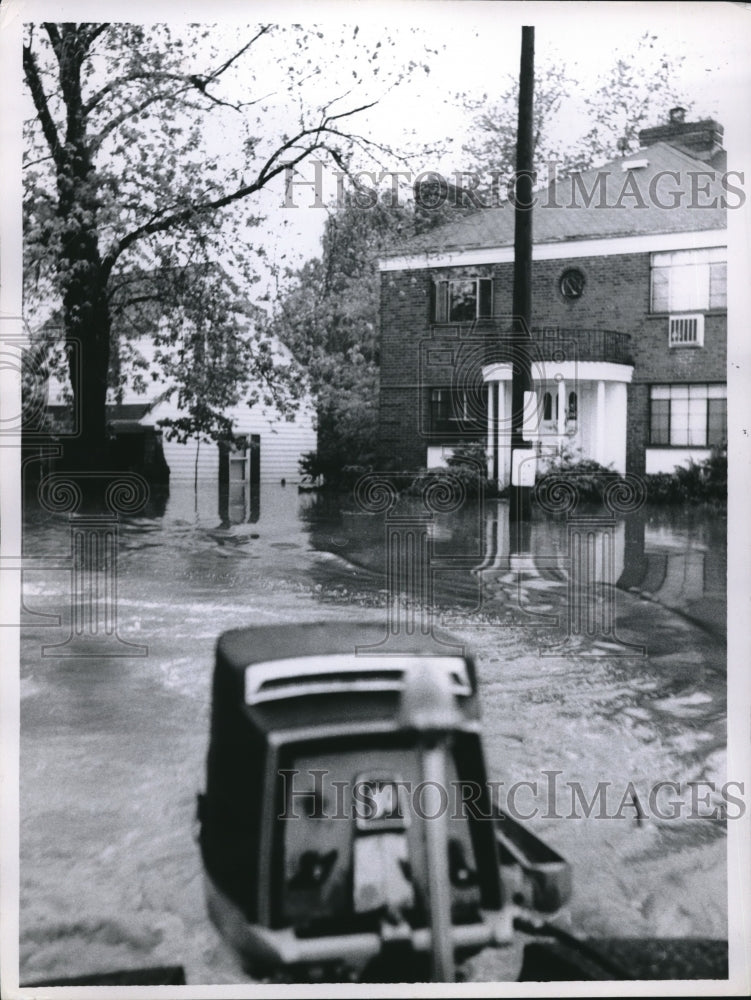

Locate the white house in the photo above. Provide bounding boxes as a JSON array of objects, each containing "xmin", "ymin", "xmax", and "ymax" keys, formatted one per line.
[{"xmin": 44, "ymin": 332, "xmax": 317, "ymax": 486}]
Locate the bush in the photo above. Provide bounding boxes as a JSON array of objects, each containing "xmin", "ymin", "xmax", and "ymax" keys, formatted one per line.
[
  {"xmin": 444, "ymin": 440, "xmax": 488, "ymax": 469},
  {"xmin": 299, "ymin": 451, "xmax": 376, "ymax": 491},
  {"xmin": 535, "ymin": 446, "xmax": 619, "ymax": 504},
  {"xmin": 406, "ymin": 441, "xmax": 494, "ymax": 500},
  {"xmin": 644, "ymin": 443, "xmax": 726, "ymax": 504}
]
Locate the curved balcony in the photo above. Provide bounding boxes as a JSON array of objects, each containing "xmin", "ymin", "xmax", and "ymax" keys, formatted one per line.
[
  {"xmin": 532, "ymin": 326, "xmax": 633, "ymax": 365},
  {"xmin": 429, "ymin": 320, "xmax": 633, "ymax": 366}
]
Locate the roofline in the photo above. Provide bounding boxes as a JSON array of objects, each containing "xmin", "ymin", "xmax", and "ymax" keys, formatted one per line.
[{"xmin": 379, "ymin": 227, "xmax": 728, "ymax": 272}]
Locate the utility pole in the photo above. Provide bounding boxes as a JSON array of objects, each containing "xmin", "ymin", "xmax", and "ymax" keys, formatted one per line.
[{"xmin": 509, "ymin": 25, "xmax": 535, "ymax": 535}]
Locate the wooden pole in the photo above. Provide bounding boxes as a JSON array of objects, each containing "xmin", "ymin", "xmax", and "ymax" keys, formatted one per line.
[{"xmin": 509, "ymin": 25, "xmax": 535, "ymax": 532}]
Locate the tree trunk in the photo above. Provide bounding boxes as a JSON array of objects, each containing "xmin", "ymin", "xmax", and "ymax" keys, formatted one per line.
[
  {"xmin": 55, "ymin": 28, "xmax": 112, "ymax": 471},
  {"xmin": 62, "ymin": 264, "xmax": 112, "ymax": 469}
]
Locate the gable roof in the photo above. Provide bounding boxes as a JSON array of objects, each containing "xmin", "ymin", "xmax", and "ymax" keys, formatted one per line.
[{"xmin": 384, "ymin": 142, "xmax": 727, "ymax": 261}]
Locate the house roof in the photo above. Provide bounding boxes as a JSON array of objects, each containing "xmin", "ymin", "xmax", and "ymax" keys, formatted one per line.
[
  {"xmin": 47, "ymin": 403, "xmax": 156, "ymax": 425},
  {"xmin": 384, "ymin": 142, "xmax": 727, "ymax": 260}
]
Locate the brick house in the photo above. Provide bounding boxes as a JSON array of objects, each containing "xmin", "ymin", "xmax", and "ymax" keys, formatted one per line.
[{"xmin": 378, "ymin": 110, "xmax": 729, "ymax": 485}]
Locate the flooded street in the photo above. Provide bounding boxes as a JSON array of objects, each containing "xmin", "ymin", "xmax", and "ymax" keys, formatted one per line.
[{"xmin": 19, "ymin": 482, "xmax": 727, "ymax": 984}]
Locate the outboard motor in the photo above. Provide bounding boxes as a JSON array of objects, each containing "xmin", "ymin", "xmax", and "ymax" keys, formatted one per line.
[{"xmin": 197, "ymin": 622, "xmax": 570, "ymax": 982}]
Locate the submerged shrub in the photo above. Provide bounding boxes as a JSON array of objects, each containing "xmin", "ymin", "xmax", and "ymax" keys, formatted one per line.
[
  {"xmin": 535, "ymin": 446, "xmax": 619, "ymax": 504},
  {"xmin": 645, "ymin": 443, "xmax": 726, "ymax": 504},
  {"xmin": 408, "ymin": 440, "xmax": 494, "ymax": 500}
]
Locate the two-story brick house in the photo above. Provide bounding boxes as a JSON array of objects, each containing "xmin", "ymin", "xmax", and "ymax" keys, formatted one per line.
[{"xmin": 378, "ymin": 110, "xmax": 729, "ymax": 485}]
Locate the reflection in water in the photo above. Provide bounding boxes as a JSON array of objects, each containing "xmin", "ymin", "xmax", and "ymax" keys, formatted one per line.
[
  {"xmin": 217, "ymin": 435, "xmax": 261, "ymax": 526},
  {"xmin": 19, "ymin": 482, "xmax": 728, "ymax": 982},
  {"xmin": 218, "ymin": 479, "xmax": 261, "ymax": 526},
  {"xmin": 619, "ymin": 507, "xmax": 725, "ymax": 641},
  {"xmin": 303, "ymin": 492, "xmax": 726, "ymax": 651},
  {"xmin": 24, "ymin": 478, "xmax": 724, "ymax": 648}
]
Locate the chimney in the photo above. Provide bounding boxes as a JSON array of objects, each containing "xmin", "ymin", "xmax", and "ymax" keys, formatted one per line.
[{"xmin": 638, "ymin": 108, "xmax": 723, "ymax": 161}]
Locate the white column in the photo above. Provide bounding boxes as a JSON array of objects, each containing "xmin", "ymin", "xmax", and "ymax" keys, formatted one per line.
[
  {"xmin": 556, "ymin": 378, "xmax": 567, "ymax": 449},
  {"xmin": 608, "ymin": 382, "xmax": 628, "ymax": 473},
  {"xmin": 596, "ymin": 380, "xmax": 606, "ymax": 465},
  {"xmin": 498, "ymin": 381, "xmax": 510, "ymax": 487},
  {"xmin": 487, "ymin": 379, "xmax": 495, "ymax": 481}
]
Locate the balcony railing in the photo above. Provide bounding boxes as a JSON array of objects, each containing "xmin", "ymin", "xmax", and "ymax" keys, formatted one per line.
[
  {"xmin": 430, "ymin": 319, "xmax": 633, "ymax": 366},
  {"xmin": 533, "ymin": 326, "xmax": 633, "ymax": 365}
]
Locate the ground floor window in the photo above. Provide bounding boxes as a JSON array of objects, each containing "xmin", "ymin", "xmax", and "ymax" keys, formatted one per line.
[
  {"xmin": 430, "ymin": 387, "xmax": 485, "ymax": 433},
  {"xmin": 568, "ymin": 391, "xmax": 578, "ymax": 421},
  {"xmin": 542, "ymin": 391, "xmax": 554, "ymax": 421},
  {"xmin": 649, "ymin": 383, "xmax": 726, "ymax": 446},
  {"xmin": 541, "ymin": 390, "xmax": 577, "ymax": 423}
]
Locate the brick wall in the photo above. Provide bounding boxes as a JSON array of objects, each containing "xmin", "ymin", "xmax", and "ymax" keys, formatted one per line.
[
  {"xmin": 378, "ymin": 269, "xmax": 432, "ymax": 469},
  {"xmin": 378, "ymin": 268, "xmax": 494, "ymax": 469},
  {"xmin": 379, "ymin": 249, "xmax": 727, "ymax": 473}
]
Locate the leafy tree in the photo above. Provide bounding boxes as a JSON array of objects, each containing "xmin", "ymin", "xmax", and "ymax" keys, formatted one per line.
[
  {"xmin": 22, "ymin": 22, "xmax": 430, "ymax": 468},
  {"xmin": 458, "ymin": 32, "xmax": 693, "ymax": 198},
  {"xmin": 576, "ymin": 33, "xmax": 694, "ymax": 164},
  {"xmin": 271, "ymin": 193, "xmax": 414, "ymax": 484},
  {"xmin": 459, "ymin": 61, "xmax": 583, "ymax": 197},
  {"xmin": 108, "ymin": 261, "xmax": 304, "ymax": 442}
]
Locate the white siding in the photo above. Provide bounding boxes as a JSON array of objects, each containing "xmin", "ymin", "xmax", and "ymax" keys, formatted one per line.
[
  {"xmin": 45, "ymin": 334, "xmax": 318, "ymax": 483},
  {"xmin": 157, "ymin": 416, "xmax": 316, "ymax": 483},
  {"xmin": 147, "ymin": 396, "xmax": 316, "ymax": 484}
]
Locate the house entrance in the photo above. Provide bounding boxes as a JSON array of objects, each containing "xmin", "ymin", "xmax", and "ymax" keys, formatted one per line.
[{"xmin": 218, "ymin": 434, "xmax": 260, "ymax": 524}]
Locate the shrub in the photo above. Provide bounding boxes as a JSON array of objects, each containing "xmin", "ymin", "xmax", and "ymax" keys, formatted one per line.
[
  {"xmin": 535, "ymin": 446, "xmax": 619, "ymax": 504},
  {"xmin": 444, "ymin": 440, "xmax": 489, "ymax": 472},
  {"xmin": 644, "ymin": 443, "xmax": 726, "ymax": 504},
  {"xmin": 407, "ymin": 441, "xmax": 493, "ymax": 500},
  {"xmin": 299, "ymin": 451, "xmax": 375, "ymax": 491}
]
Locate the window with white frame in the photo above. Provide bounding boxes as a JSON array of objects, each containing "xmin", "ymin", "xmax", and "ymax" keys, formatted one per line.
[
  {"xmin": 650, "ymin": 247, "xmax": 727, "ymax": 313},
  {"xmin": 434, "ymin": 277, "xmax": 492, "ymax": 323},
  {"xmin": 649, "ymin": 384, "xmax": 726, "ymax": 447}
]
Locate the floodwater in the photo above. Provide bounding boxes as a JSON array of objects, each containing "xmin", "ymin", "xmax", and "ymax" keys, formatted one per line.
[{"xmin": 18, "ymin": 481, "xmax": 728, "ymax": 984}]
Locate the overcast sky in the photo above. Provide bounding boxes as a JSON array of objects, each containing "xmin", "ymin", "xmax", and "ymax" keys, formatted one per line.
[
  {"xmin": 4, "ymin": 1, "xmax": 751, "ymax": 301},
  {"xmin": 251, "ymin": 1, "xmax": 751, "ymax": 292}
]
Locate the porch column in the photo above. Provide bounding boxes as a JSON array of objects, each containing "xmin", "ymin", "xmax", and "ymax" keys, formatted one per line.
[
  {"xmin": 556, "ymin": 378, "xmax": 567, "ymax": 448},
  {"xmin": 487, "ymin": 380, "xmax": 496, "ymax": 483},
  {"xmin": 596, "ymin": 380, "xmax": 606, "ymax": 465},
  {"xmin": 497, "ymin": 381, "xmax": 509, "ymax": 487}
]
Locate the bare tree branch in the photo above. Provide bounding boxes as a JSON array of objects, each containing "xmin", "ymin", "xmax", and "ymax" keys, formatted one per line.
[
  {"xmin": 84, "ymin": 70, "xmax": 187, "ymax": 116},
  {"xmin": 85, "ymin": 26, "xmax": 273, "ymax": 118},
  {"xmin": 201, "ymin": 24, "xmax": 273, "ymax": 84},
  {"xmin": 22, "ymin": 152, "xmax": 56, "ymax": 169}
]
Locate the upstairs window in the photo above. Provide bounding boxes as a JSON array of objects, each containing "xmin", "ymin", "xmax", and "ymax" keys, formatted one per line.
[
  {"xmin": 649, "ymin": 384, "xmax": 726, "ymax": 447},
  {"xmin": 434, "ymin": 277, "xmax": 492, "ymax": 323},
  {"xmin": 650, "ymin": 247, "xmax": 726, "ymax": 313}
]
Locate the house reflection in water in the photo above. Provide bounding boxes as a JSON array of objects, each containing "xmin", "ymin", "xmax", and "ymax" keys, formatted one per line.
[
  {"xmin": 218, "ymin": 435, "xmax": 261, "ymax": 526},
  {"xmin": 468, "ymin": 502, "xmax": 723, "ymax": 648},
  {"xmin": 301, "ymin": 491, "xmax": 725, "ymax": 647}
]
